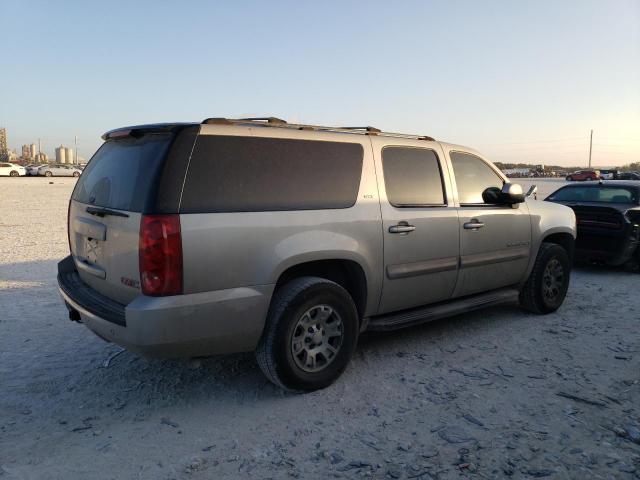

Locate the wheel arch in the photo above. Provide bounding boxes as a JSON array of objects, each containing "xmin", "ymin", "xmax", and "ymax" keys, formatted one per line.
[
  {"xmin": 520, "ymin": 224, "xmax": 576, "ymax": 286},
  {"xmin": 274, "ymin": 258, "xmax": 369, "ymax": 320},
  {"xmin": 542, "ymin": 231, "xmax": 575, "ymax": 261}
]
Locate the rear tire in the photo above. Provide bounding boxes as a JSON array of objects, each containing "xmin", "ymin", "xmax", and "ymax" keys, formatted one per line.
[
  {"xmin": 45, "ymin": 171, "xmax": 52, "ymax": 177},
  {"xmin": 9, "ymin": 170, "xmax": 18, "ymax": 177},
  {"xmin": 520, "ymin": 242, "xmax": 571, "ymax": 314},
  {"xmin": 565, "ymin": 176, "xmax": 572, "ymax": 181},
  {"xmin": 255, "ymin": 276, "xmax": 359, "ymax": 392},
  {"xmin": 73, "ymin": 171, "xmax": 80, "ymax": 177}
]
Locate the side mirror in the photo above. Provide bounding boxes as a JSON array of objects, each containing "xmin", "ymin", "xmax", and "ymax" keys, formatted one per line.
[{"xmin": 482, "ymin": 183, "xmax": 525, "ymax": 205}]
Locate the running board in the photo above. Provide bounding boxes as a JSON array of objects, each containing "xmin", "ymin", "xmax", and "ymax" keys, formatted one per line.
[{"xmin": 366, "ymin": 288, "xmax": 520, "ymax": 332}]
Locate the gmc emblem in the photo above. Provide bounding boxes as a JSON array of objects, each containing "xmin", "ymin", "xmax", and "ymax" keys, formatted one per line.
[{"xmin": 121, "ymin": 277, "xmax": 140, "ymax": 289}]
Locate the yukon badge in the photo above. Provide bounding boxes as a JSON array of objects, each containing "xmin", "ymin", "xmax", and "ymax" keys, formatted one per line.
[{"xmin": 507, "ymin": 241, "xmax": 530, "ymax": 248}]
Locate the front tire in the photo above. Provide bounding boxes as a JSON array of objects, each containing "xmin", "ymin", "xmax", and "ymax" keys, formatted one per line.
[
  {"xmin": 9, "ymin": 170, "xmax": 18, "ymax": 177},
  {"xmin": 565, "ymin": 176, "xmax": 572, "ymax": 181},
  {"xmin": 73, "ymin": 171, "xmax": 80, "ymax": 177},
  {"xmin": 520, "ymin": 242, "xmax": 571, "ymax": 314},
  {"xmin": 45, "ymin": 171, "xmax": 52, "ymax": 177},
  {"xmin": 255, "ymin": 277, "xmax": 359, "ymax": 392}
]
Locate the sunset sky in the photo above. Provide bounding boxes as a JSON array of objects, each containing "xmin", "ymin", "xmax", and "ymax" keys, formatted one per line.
[{"xmin": 1, "ymin": 0, "xmax": 638, "ymax": 166}]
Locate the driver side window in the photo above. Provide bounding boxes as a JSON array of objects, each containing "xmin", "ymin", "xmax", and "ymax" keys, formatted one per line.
[{"xmin": 450, "ymin": 152, "xmax": 503, "ymax": 204}]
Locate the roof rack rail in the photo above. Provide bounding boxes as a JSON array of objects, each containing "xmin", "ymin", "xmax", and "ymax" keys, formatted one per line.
[
  {"xmin": 238, "ymin": 117, "xmax": 287, "ymax": 124},
  {"xmin": 200, "ymin": 117, "xmax": 435, "ymax": 141},
  {"xmin": 339, "ymin": 126, "xmax": 382, "ymax": 134},
  {"xmin": 202, "ymin": 117, "xmax": 234, "ymax": 125}
]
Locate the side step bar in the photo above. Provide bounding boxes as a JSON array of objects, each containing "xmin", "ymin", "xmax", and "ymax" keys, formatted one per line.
[{"xmin": 365, "ymin": 288, "xmax": 520, "ymax": 332}]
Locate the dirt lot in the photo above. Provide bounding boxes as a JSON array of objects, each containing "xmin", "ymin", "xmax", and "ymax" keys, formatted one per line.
[{"xmin": 1, "ymin": 177, "xmax": 639, "ymax": 479}]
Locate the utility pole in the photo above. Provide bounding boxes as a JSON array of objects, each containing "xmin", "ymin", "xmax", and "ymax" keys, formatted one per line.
[
  {"xmin": 38, "ymin": 138, "xmax": 41, "ymax": 154},
  {"xmin": 588, "ymin": 129, "xmax": 593, "ymax": 168},
  {"xmin": 74, "ymin": 136, "xmax": 78, "ymax": 165}
]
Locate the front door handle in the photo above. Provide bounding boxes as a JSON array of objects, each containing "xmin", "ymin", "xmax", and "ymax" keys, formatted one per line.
[
  {"xmin": 463, "ymin": 220, "xmax": 485, "ymax": 230},
  {"xmin": 389, "ymin": 223, "xmax": 416, "ymax": 234}
]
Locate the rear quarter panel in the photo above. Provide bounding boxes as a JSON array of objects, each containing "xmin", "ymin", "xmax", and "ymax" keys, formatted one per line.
[{"xmin": 179, "ymin": 126, "xmax": 383, "ymax": 316}]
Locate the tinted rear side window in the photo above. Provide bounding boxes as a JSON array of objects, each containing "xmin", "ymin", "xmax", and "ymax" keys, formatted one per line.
[
  {"xmin": 180, "ymin": 136, "xmax": 363, "ymax": 213},
  {"xmin": 73, "ymin": 134, "xmax": 171, "ymax": 212},
  {"xmin": 382, "ymin": 147, "xmax": 445, "ymax": 206}
]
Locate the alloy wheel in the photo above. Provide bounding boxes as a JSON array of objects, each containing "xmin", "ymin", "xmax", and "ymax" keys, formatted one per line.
[
  {"xmin": 542, "ymin": 258, "xmax": 564, "ymax": 301},
  {"xmin": 291, "ymin": 305, "xmax": 343, "ymax": 373}
]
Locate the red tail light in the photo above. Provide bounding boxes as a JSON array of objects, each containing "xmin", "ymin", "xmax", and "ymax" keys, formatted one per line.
[{"xmin": 139, "ymin": 215, "xmax": 183, "ymax": 296}]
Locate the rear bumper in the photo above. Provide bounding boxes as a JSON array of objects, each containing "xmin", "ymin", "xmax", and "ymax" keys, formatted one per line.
[{"xmin": 57, "ymin": 256, "xmax": 274, "ymax": 358}]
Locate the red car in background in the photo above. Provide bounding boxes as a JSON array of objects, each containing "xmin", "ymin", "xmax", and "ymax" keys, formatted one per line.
[{"xmin": 566, "ymin": 170, "xmax": 600, "ymax": 181}]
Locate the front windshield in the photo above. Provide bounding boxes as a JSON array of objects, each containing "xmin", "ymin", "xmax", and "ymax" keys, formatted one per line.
[{"xmin": 549, "ymin": 186, "xmax": 638, "ymax": 204}]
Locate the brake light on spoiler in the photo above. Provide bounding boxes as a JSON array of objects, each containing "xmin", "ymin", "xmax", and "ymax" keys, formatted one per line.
[
  {"xmin": 107, "ymin": 129, "xmax": 132, "ymax": 139},
  {"xmin": 139, "ymin": 215, "xmax": 183, "ymax": 296}
]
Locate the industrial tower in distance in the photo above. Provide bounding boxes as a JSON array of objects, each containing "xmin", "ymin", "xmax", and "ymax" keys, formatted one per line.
[
  {"xmin": 0, "ymin": 128, "xmax": 8, "ymax": 162},
  {"xmin": 55, "ymin": 145, "xmax": 75, "ymax": 164}
]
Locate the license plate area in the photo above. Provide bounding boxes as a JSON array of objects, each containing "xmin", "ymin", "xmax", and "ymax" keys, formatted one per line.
[{"xmin": 84, "ymin": 237, "xmax": 102, "ymax": 265}]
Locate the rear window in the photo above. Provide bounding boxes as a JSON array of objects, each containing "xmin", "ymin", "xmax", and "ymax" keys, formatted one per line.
[
  {"xmin": 72, "ymin": 135, "xmax": 171, "ymax": 212},
  {"xmin": 548, "ymin": 186, "xmax": 638, "ymax": 204},
  {"xmin": 180, "ymin": 135, "xmax": 364, "ymax": 213}
]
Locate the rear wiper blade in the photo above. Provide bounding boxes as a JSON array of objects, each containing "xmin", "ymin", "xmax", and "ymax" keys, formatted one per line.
[{"xmin": 86, "ymin": 206, "xmax": 129, "ymax": 218}]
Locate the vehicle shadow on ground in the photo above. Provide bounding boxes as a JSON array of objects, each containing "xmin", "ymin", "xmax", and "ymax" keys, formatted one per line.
[{"xmin": 0, "ymin": 257, "xmax": 59, "ymax": 278}]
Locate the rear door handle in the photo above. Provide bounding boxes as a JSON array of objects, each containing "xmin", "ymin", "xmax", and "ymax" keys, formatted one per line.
[
  {"xmin": 463, "ymin": 220, "xmax": 485, "ymax": 230},
  {"xmin": 389, "ymin": 224, "xmax": 416, "ymax": 234}
]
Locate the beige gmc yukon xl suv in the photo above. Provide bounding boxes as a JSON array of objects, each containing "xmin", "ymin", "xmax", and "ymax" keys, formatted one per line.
[{"xmin": 58, "ymin": 117, "xmax": 576, "ymax": 391}]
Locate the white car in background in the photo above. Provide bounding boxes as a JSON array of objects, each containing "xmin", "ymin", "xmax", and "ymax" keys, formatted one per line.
[
  {"xmin": 37, "ymin": 164, "xmax": 82, "ymax": 177},
  {"xmin": 0, "ymin": 162, "xmax": 27, "ymax": 177},
  {"xmin": 599, "ymin": 169, "xmax": 619, "ymax": 180}
]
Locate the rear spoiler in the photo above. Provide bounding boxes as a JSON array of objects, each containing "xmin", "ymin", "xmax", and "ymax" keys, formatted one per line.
[{"xmin": 102, "ymin": 123, "xmax": 197, "ymax": 140}]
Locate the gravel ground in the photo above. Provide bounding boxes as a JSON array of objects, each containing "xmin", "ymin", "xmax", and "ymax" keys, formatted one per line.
[{"xmin": 0, "ymin": 177, "xmax": 639, "ymax": 479}]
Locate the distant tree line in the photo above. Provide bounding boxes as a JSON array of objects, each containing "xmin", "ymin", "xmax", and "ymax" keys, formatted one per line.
[{"xmin": 494, "ymin": 162, "xmax": 640, "ymax": 172}]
